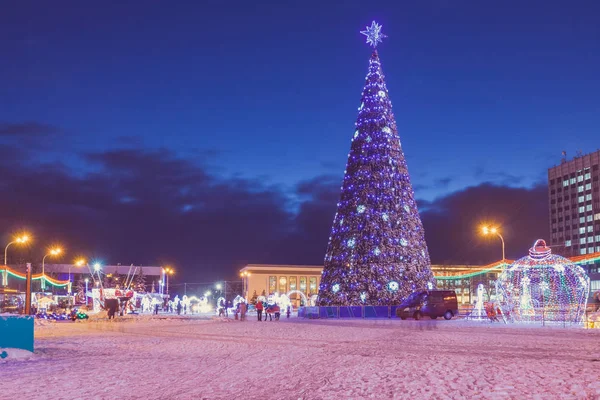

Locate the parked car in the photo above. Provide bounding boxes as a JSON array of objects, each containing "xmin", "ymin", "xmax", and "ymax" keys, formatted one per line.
[{"xmin": 396, "ymin": 290, "xmax": 459, "ymax": 320}]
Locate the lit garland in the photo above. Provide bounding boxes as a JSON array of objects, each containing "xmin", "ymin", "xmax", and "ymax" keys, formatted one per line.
[
  {"xmin": 496, "ymin": 239, "xmax": 590, "ymax": 324},
  {"xmin": 1, "ymin": 267, "xmax": 70, "ymax": 287},
  {"xmin": 318, "ymin": 22, "xmax": 435, "ymax": 306}
]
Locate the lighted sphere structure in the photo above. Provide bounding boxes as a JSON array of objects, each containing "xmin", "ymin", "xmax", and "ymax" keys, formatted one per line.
[{"xmin": 496, "ymin": 239, "xmax": 589, "ymax": 324}]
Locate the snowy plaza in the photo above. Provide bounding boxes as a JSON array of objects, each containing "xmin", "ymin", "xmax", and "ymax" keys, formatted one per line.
[{"xmin": 3, "ymin": 316, "xmax": 600, "ymax": 399}]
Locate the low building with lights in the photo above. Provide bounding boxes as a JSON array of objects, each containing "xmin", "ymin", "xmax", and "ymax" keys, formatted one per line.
[
  {"xmin": 240, "ymin": 253, "xmax": 600, "ymax": 306},
  {"xmin": 240, "ymin": 264, "xmax": 323, "ymax": 307}
]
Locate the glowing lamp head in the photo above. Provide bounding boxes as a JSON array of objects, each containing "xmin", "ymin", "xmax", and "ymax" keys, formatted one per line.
[
  {"xmin": 50, "ymin": 248, "xmax": 62, "ymax": 256},
  {"xmin": 481, "ymin": 226, "xmax": 490, "ymax": 235},
  {"xmin": 75, "ymin": 258, "xmax": 86, "ymax": 266},
  {"xmin": 17, "ymin": 234, "xmax": 30, "ymax": 244},
  {"xmin": 215, "ymin": 283, "xmax": 222, "ymax": 290},
  {"xmin": 93, "ymin": 263, "xmax": 101, "ymax": 271},
  {"xmin": 84, "ymin": 278, "xmax": 89, "ymax": 283}
]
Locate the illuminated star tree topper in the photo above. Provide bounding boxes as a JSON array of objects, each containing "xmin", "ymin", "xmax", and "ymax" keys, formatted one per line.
[{"xmin": 360, "ymin": 21, "xmax": 387, "ymax": 48}]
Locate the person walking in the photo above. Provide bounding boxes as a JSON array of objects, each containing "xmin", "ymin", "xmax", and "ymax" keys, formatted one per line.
[
  {"xmin": 239, "ymin": 302, "xmax": 247, "ymax": 321},
  {"xmin": 176, "ymin": 301, "xmax": 182, "ymax": 315},
  {"xmin": 154, "ymin": 303, "xmax": 159, "ymax": 315},
  {"xmin": 256, "ymin": 300, "xmax": 263, "ymax": 321}
]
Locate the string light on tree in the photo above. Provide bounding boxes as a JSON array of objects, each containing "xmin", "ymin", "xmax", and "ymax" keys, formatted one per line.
[{"xmin": 318, "ymin": 21, "xmax": 434, "ymax": 306}]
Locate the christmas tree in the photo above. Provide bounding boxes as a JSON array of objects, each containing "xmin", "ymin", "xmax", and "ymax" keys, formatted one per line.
[
  {"xmin": 318, "ymin": 22, "xmax": 435, "ymax": 306},
  {"xmin": 134, "ymin": 269, "xmax": 147, "ymax": 293}
]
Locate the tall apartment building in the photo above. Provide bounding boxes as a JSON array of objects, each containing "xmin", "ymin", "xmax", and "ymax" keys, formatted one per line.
[{"xmin": 548, "ymin": 150, "xmax": 600, "ymax": 257}]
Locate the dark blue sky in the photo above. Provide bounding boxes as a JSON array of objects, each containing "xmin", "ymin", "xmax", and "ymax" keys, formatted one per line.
[
  {"xmin": 0, "ymin": 1, "xmax": 598, "ymax": 281},
  {"xmin": 3, "ymin": 1, "xmax": 599, "ymax": 199}
]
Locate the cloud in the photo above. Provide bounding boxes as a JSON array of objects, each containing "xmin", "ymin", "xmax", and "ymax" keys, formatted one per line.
[
  {"xmin": 0, "ymin": 122, "xmax": 60, "ymax": 137},
  {"xmin": 0, "ymin": 126, "xmax": 550, "ymax": 284},
  {"xmin": 434, "ymin": 176, "xmax": 453, "ymax": 188},
  {"xmin": 0, "ymin": 146, "xmax": 325, "ymax": 282},
  {"xmin": 421, "ymin": 183, "xmax": 548, "ymax": 264},
  {"xmin": 0, "ymin": 122, "xmax": 62, "ymax": 150}
]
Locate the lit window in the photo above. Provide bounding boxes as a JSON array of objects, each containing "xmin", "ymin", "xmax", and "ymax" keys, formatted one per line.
[
  {"xmin": 585, "ymin": 173, "xmax": 591, "ymax": 180},
  {"xmin": 588, "ymin": 226, "xmax": 594, "ymax": 233},
  {"xmin": 571, "ymin": 178, "xmax": 577, "ymax": 185},
  {"xmin": 597, "ymin": 246, "xmax": 600, "ymax": 253},
  {"xmin": 579, "ymin": 196, "xmax": 585, "ymax": 203},
  {"xmin": 580, "ymin": 217, "xmax": 585, "ymax": 223},
  {"xmin": 589, "ymin": 236, "xmax": 596, "ymax": 243},
  {"xmin": 586, "ymin": 204, "xmax": 593, "ymax": 212},
  {"xmin": 563, "ymin": 180, "xmax": 569, "ymax": 187},
  {"xmin": 580, "ymin": 227, "xmax": 586, "ymax": 234},
  {"xmin": 578, "ymin": 175, "xmax": 583, "ymax": 182},
  {"xmin": 586, "ymin": 194, "xmax": 592, "ymax": 201},
  {"xmin": 581, "ymin": 248, "xmax": 587, "ymax": 255},
  {"xmin": 578, "ymin": 186, "xmax": 584, "ymax": 193},
  {"xmin": 596, "ymin": 213, "xmax": 600, "ymax": 221},
  {"xmin": 580, "ymin": 238, "xmax": 586, "ymax": 245},
  {"xmin": 579, "ymin": 206, "xmax": 585, "ymax": 213},
  {"xmin": 596, "ymin": 235, "xmax": 600, "ymax": 242},
  {"xmin": 586, "ymin": 183, "xmax": 592, "ymax": 190},
  {"xmin": 565, "ymin": 240, "xmax": 571, "ymax": 246},
  {"xmin": 587, "ymin": 215, "xmax": 593, "ymax": 222},
  {"xmin": 589, "ymin": 247, "xmax": 595, "ymax": 254}
]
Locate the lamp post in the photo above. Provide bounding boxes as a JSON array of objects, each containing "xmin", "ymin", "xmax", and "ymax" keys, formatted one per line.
[
  {"xmin": 84, "ymin": 278, "xmax": 89, "ymax": 304},
  {"xmin": 481, "ymin": 225, "xmax": 506, "ymax": 261},
  {"xmin": 41, "ymin": 247, "xmax": 62, "ymax": 290},
  {"xmin": 4, "ymin": 234, "xmax": 30, "ymax": 265},
  {"xmin": 164, "ymin": 267, "xmax": 174, "ymax": 297},
  {"xmin": 93, "ymin": 263, "xmax": 102, "ymax": 287}
]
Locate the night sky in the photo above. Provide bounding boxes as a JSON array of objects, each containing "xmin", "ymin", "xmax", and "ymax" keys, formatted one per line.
[{"xmin": 1, "ymin": 1, "xmax": 598, "ymax": 283}]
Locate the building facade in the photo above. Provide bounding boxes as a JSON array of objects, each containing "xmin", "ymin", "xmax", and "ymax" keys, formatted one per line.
[
  {"xmin": 240, "ymin": 264, "xmax": 323, "ymax": 306},
  {"xmin": 241, "ymin": 258, "xmax": 600, "ymax": 306},
  {"xmin": 240, "ymin": 263, "xmax": 503, "ymax": 306},
  {"xmin": 548, "ymin": 150, "xmax": 600, "ymax": 257}
]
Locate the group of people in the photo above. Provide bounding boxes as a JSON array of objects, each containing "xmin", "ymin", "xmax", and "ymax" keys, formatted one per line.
[
  {"xmin": 484, "ymin": 302, "xmax": 505, "ymax": 322},
  {"xmin": 255, "ymin": 301, "xmax": 291, "ymax": 321}
]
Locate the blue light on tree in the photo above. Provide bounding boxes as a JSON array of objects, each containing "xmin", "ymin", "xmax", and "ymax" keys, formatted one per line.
[{"xmin": 318, "ymin": 22, "xmax": 434, "ymax": 306}]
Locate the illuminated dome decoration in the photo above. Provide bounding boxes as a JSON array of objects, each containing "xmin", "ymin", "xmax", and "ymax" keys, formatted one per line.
[{"xmin": 496, "ymin": 239, "xmax": 590, "ymax": 324}]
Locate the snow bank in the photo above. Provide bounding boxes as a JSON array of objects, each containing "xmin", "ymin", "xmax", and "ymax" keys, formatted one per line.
[{"xmin": 0, "ymin": 348, "xmax": 35, "ymax": 361}]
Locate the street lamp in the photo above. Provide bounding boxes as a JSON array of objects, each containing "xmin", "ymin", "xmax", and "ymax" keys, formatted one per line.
[
  {"xmin": 480, "ymin": 225, "xmax": 506, "ymax": 261},
  {"xmin": 41, "ymin": 247, "xmax": 62, "ymax": 291},
  {"xmin": 4, "ymin": 234, "xmax": 30, "ymax": 265},
  {"xmin": 164, "ymin": 267, "xmax": 174, "ymax": 296},
  {"xmin": 84, "ymin": 278, "xmax": 89, "ymax": 304},
  {"xmin": 42, "ymin": 247, "xmax": 62, "ymax": 275}
]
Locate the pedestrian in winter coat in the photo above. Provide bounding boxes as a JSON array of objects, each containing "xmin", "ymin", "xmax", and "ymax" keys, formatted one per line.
[
  {"xmin": 240, "ymin": 302, "xmax": 247, "ymax": 321},
  {"xmin": 256, "ymin": 301, "xmax": 263, "ymax": 321},
  {"xmin": 176, "ymin": 302, "xmax": 182, "ymax": 315}
]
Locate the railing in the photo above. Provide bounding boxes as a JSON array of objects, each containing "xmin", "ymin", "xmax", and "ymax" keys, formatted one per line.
[
  {"xmin": 298, "ymin": 306, "xmax": 402, "ymax": 319},
  {"xmin": 298, "ymin": 305, "xmax": 600, "ymax": 327}
]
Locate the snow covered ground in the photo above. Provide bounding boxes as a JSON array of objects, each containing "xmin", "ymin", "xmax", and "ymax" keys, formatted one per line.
[{"xmin": 2, "ymin": 315, "xmax": 600, "ymax": 399}]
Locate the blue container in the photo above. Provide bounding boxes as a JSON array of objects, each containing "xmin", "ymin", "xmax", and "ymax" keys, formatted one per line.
[{"xmin": 0, "ymin": 315, "xmax": 34, "ymax": 353}]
